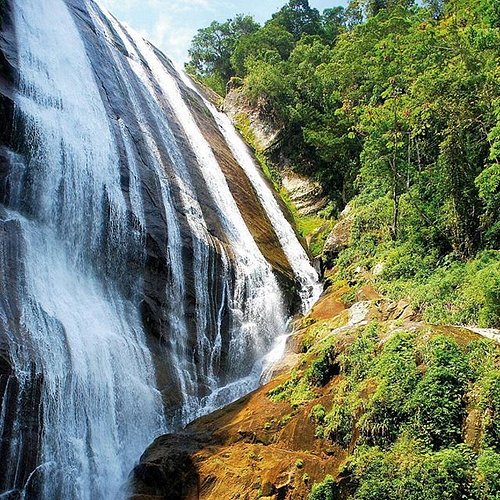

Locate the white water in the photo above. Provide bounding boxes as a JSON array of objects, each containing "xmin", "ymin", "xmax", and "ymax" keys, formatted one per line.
[
  {"xmin": 113, "ymin": 22, "xmax": 289, "ymax": 419},
  {"xmin": 14, "ymin": 218, "xmax": 165, "ymax": 499},
  {"xmin": 176, "ymin": 69, "xmax": 322, "ymax": 312},
  {"xmin": 0, "ymin": 0, "xmax": 321, "ymax": 497},
  {"xmin": 8, "ymin": 0, "xmax": 166, "ymax": 497}
]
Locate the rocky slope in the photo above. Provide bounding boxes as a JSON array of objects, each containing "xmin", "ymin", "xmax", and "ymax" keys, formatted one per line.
[
  {"xmin": 129, "ymin": 76, "xmax": 500, "ymax": 500},
  {"xmin": 223, "ymin": 87, "xmax": 328, "ymax": 218},
  {"xmin": 130, "ymin": 280, "xmax": 499, "ymax": 499}
]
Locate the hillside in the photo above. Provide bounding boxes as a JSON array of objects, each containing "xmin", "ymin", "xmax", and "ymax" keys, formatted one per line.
[
  {"xmin": 131, "ymin": 283, "xmax": 500, "ymax": 499},
  {"xmin": 129, "ymin": 1, "xmax": 500, "ymax": 498},
  {"xmin": 187, "ymin": 0, "xmax": 500, "ymax": 330}
]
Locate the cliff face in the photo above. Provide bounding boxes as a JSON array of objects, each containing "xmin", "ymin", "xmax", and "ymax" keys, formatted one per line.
[
  {"xmin": 131, "ymin": 283, "xmax": 500, "ymax": 499},
  {"xmin": 223, "ymin": 88, "xmax": 328, "ymax": 218}
]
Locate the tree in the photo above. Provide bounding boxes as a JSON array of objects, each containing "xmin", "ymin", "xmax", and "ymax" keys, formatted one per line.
[
  {"xmin": 271, "ymin": 0, "xmax": 323, "ymax": 40},
  {"xmin": 321, "ymin": 7, "xmax": 347, "ymax": 42},
  {"xmin": 187, "ymin": 15, "xmax": 259, "ymax": 90},
  {"xmin": 424, "ymin": 0, "xmax": 445, "ymax": 19},
  {"xmin": 347, "ymin": 0, "xmax": 415, "ymax": 19},
  {"xmin": 231, "ymin": 22, "xmax": 295, "ymax": 77}
]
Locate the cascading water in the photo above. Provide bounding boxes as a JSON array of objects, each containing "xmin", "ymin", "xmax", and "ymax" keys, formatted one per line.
[
  {"xmin": 0, "ymin": 0, "xmax": 321, "ymax": 498},
  {"xmin": 1, "ymin": 0, "xmax": 166, "ymax": 497},
  {"xmin": 177, "ymin": 70, "xmax": 323, "ymax": 313}
]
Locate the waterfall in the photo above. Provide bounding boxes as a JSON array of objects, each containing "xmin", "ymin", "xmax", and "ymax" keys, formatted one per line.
[
  {"xmin": 177, "ymin": 70, "xmax": 323, "ymax": 312},
  {"xmin": 0, "ymin": 0, "xmax": 320, "ymax": 498}
]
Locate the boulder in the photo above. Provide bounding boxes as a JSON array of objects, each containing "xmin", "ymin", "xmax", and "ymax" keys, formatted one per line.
[
  {"xmin": 323, "ymin": 218, "xmax": 351, "ymax": 257},
  {"xmin": 282, "ymin": 169, "xmax": 329, "ymax": 216}
]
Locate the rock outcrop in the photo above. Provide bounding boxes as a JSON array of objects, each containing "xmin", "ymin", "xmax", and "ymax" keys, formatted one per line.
[
  {"xmin": 223, "ymin": 88, "xmax": 328, "ymax": 218},
  {"xmin": 323, "ymin": 206, "xmax": 353, "ymax": 259},
  {"xmin": 223, "ymin": 87, "xmax": 282, "ymax": 152},
  {"xmin": 131, "ymin": 281, "xmax": 497, "ymax": 499},
  {"xmin": 281, "ymin": 169, "xmax": 328, "ymax": 217}
]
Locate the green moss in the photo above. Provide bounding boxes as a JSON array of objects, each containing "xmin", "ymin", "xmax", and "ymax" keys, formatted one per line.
[
  {"xmin": 233, "ymin": 112, "xmax": 281, "ymax": 188},
  {"xmin": 279, "ymin": 413, "xmax": 293, "ymax": 428},
  {"xmin": 267, "ymin": 371, "xmax": 316, "ymax": 407},
  {"xmin": 302, "ymin": 316, "xmax": 349, "ymax": 352}
]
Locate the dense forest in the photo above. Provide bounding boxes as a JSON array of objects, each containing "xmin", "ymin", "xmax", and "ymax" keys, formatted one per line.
[{"xmin": 186, "ymin": 0, "xmax": 499, "ymax": 329}]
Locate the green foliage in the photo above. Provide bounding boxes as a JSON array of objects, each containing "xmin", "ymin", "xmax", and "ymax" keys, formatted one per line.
[
  {"xmin": 324, "ymin": 390, "xmax": 356, "ymax": 446},
  {"xmin": 346, "ymin": 442, "xmax": 500, "ymax": 499},
  {"xmin": 307, "ymin": 347, "xmax": 338, "ymax": 386},
  {"xmin": 475, "ymin": 449, "xmax": 500, "ymax": 498},
  {"xmin": 406, "ymin": 336, "xmax": 469, "ymax": 449},
  {"xmin": 358, "ymin": 332, "xmax": 419, "ymax": 446},
  {"xmin": 271, "ymin": 0, "xmax": 323, "ymax": 40},
  {"xmin": 232, "ymin": 23, "xmax": 294, "ymax": 77},
  {"xmin": 309, "ymin": 474, "xmax": 336, "ymax": 500},
  {"xmin": 267, "ymin": 371, "xmax": 316, "ymax": 407},
  {"xmin": 311, "ymin": 326, "xmax": 499, "ymax": 498},
  {"xmin": 477, "ymin": 370, "xmax": 500, "ymax": 450},
  {"xmin": 382, "ymin": 250, "xmax": 500, "ymax": 328},
  {"xmin": 309, "ymin": 404, "xmax": 326, "ymax": 424},
  {"xmin": 339, "ymin": 322, "xmax": 379, "ymax": 382},
  {"xmin": 342, "ymin": 441, "xmax": 490, "ymax": 500},
  {"xmin": 189, "ymin": 0, "xmax": 499, "ymax": 307},
  {"xmin": 186, "ymin": 15, "xmax": 259, "ymax": 92},
  {"xmin": 263, "ymin": 317, "xmax": 499, "ymax": 499}
]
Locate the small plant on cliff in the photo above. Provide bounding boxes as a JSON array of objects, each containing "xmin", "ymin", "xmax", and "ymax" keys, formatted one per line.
[{"xmin": 309, "ymin": 475, "xmax": 336, "ymax": 500}]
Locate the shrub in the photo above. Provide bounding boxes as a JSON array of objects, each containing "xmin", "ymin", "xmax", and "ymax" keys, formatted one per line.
[
  {"xmin": 309, "ymin": 475, "xmax": 336, "ymax": 500},
  {"xmin": 359, "ymin": 333, "xmax": 419, "ymax": 447},
  {"xmin": 406, "ymin": 336, "xmax": 469, "ymax": 449}
]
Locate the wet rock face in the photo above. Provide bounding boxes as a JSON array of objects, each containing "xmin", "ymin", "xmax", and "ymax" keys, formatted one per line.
[
  {"xmin": 0, "ymin": 4, "xmax": 40, "ymax": 491},
  {"xmin": 2, "ymin": 0, "xmax": 295, "ymax": 401},
  {"xmin": 0, "ymin": 216, "xmax": 44, "ymax": 493},
  {"xmin": 187, "ymin": 84, "xmax": 294, "ymax": 286}
]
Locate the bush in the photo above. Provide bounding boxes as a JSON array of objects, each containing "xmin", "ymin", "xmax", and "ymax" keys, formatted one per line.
[
  {"xmin": 406, "ymin": 336, "xmax": 469, "ymax": 449},
  {"xmin": 475, "ymin": 449, "xmax": 500, "ymax": 499},
  {"xmin": 359, "ymin": 333, "xmax": 419, "ymax": 447},
  {"xmin": 309, "ymin": 475, "xmax": 336, "ymax": 500},
  {"xmin": 343, "ymin": 442, "xmax": 495, "ymax": 500},
  {"xmin": 477, "ymin": 370, "xmax": 500, "ymax": 450},
  {"xmin": 308, "ymin": 349, "xmax": 339, "ymax": 386}
]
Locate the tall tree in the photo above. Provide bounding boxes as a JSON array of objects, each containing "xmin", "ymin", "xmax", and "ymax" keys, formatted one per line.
[
  {"xmin": 187, "ymin": 15, "xmax": 259, "ymax": 90},
  {"xmin": 271, "ymin": 0, "xmax": 323, "ymax": 40}
]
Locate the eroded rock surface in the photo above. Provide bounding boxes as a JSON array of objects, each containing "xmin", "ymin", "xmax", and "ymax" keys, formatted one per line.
[{"xmin": 131, "ymin": 282, "xmax": 498, "ymax": 500}]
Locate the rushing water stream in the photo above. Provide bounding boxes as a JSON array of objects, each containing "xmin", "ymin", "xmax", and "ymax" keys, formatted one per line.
[{"xmin": 0, "ymin": 0, "xmax": 320, "ymax": 498}]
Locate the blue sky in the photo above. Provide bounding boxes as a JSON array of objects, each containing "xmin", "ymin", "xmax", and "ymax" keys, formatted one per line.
[{"xmin": 99, "ymin": 0, "xmax": 348, "ymax": 65}]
